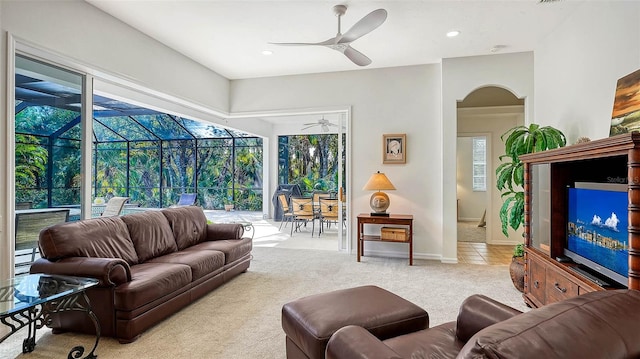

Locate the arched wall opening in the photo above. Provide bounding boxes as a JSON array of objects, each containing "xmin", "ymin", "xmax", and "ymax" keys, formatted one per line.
[{"xmin": 456, "ymin": 86, "xmax": 525, "ymax": 250}]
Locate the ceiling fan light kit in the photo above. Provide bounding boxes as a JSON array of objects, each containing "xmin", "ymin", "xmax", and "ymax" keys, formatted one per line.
[
  {"xmin": 301, "ymin": 117, "xmax": 338, "ymax": 132},
  {"xmin": 270, "ymin": 4, "xmax": 388, "ymax": 66}
]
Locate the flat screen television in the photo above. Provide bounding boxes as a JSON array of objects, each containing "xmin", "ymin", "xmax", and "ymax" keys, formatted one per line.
[{"xmin": 565, "ymin": 182, "xmax": 628, "ymax": 287}]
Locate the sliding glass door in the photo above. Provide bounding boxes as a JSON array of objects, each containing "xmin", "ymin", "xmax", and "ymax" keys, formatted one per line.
[{"xmin": 14, "ymin": 55, "xmax": 87, "ymax": 273}]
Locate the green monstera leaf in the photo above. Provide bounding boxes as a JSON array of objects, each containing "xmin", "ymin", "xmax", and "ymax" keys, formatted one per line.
[{"xmin": 496, "ymin": 124, "xmax": 566, "ymax": 237}]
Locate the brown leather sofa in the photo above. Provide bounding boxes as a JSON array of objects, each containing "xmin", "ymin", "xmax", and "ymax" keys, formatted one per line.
[
  {"xmin": 30, "ymin": 206, "xmax": 252, "ymax": 343},
  {"xmin": 325, "ymin": 290, "xmax": 640, "ymax": 359}
]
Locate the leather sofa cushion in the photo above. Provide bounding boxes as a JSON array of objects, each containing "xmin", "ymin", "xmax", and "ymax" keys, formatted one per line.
[
  {"xmin": 187, "ymin": 238, "xmax": 252, "ymax": 264},
  {"xmin": 148, "ymin": 250, "xmax": 225, "ymax": 280},
  {"xmin": 39, "ymin": 216, "xmax": 139, "ymax": 265},
  {"xmin": 161, "ymin": 207, "xmax": 208, "ymax": 250},
  {"xmin": 458, "ymin": 290, "xmax": 640, "ymax": 359},
  {"xmin": 114, "ymin": 262, "xmax": 191, "ymax": 311},
  {"xmin": 383, "ymin": 322, "xmax": 462, "ymax": 359},
  {"xmin": 121, "ymin": 211, "xmax": 178, "ymax": 262}
]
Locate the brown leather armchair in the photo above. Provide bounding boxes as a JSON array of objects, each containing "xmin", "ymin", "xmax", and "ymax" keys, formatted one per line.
[{"xmin": 326, "ymin": 290, "xmax": 640, "ymax": 359}]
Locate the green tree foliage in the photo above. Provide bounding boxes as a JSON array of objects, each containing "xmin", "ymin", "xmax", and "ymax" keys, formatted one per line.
[
  {"xmin": 15, "ymin": 134, "xmax": 48, "ymax": 193},
  {"xmin": 279, "ymin": 134, "xmax": 340, "ymax": 195},
  {"xmin": 16, "ymin": 105, "xmax": 264, "ymax": 211},
  {"xmin": 15, "ymin": 105, "xmax": 81, "ymax": 207}
]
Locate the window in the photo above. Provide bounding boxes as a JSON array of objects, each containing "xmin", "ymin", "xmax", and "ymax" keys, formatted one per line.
[
  {"xmin": 278, "ymin": 134, "xmax": 341, "ymax": 196},
  {"xmin": 472, "ymin": 137, "xmax": 486, "ymax": 191}
]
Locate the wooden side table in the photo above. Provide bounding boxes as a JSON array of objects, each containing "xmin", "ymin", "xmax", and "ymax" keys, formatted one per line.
[{"xmin": 357, "ymin": 213, "xmax": 413, "ymax": 265}]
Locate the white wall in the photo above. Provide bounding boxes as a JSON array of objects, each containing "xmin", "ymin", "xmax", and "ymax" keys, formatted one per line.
[
  {"xmin": 443, "ymin": 52, "xmax": 534, "ymax": 261},
  {"xmin": 231, "ymin": 65, "xmax": 444, "ymax": 260},
  {"xmin": 1, "ymin": 0, "xmax": 229, "ymax": 113},
  {"xmin": 535, "ymin": 1, "xmax": 640, "ymax": 141}
]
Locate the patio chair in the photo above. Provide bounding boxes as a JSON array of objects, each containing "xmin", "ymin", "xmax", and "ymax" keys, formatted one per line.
[
  {"xmin": 101, "ymin": 197, "xmax": 130, "ymax": 217},
  {"xmin": 318, "ymin": 197, "xmax": 340, "ymax": 236},
  {"xmin": 15, "ymin": 208, "xmax": 70, "ymax": 270},
  {"xmin": 15, "ymin": 201, "xmax": 33, "ymax": 210},
  {"xmin": 290, "ymin": 197, "xmax": 316, "ymax": 236},
  {"xmin": 173, "ymin": 193, "xmax": 198, "ymax": 207},
  {"xmin": 278, "ymin": 193, "xmax": 294, "ymax": 230}
]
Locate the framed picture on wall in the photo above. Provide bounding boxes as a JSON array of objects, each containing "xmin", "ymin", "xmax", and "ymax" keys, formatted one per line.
[
  {"xmin": 610, "ymin": 68, "xmax": 640, "ymax": 136},
  {"xmin": 383, "ymin": 134, "xmax": 406, "ymax": 164}
]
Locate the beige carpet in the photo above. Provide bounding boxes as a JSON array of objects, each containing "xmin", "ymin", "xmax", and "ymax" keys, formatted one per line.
[
  {"xmin": 0, "ymin": 245, "xmax": 526, "ymax": 359},
  {"xmin": 457, "ymin": 220, "xmax": 486, "ymax": 243}
]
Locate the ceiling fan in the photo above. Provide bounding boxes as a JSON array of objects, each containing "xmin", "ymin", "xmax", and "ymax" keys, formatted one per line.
[
  {"xmin": 302, "ymin": 117, "xmax": 338, "ymax": 132},
  {"xmin": 271, "ymin": 4, "xmax": 388, "ymax": 66}
]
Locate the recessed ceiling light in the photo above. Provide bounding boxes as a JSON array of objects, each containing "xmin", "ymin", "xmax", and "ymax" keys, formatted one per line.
[
  {"xmin": 262, "ymin": 50, "xmax": 273, "ymax": 56},
  {"xmin": 446, "ymin": 30, "xmax": 460, "ymax": 38}
]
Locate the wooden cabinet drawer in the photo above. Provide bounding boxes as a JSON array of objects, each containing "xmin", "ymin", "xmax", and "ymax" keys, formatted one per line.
[
  {"xmin": 545, "ymin": 266, "xmax": 579, "ymax": 303},
  {"xmin": 528, "ymin": 256, "xmax": 546, "ymax": 305}
]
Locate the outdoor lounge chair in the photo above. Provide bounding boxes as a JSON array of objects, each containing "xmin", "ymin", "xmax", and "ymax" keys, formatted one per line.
[
  {"xmin": 173, "ymin": 193, "xmax": 197, "ymax": 207},
  {"xmin": 102, "ymin": 197, "xmax": 130, "ymax": 217}
]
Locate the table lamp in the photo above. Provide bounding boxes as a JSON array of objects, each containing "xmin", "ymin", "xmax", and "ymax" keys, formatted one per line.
[{"xmin": 363, "ymin": 171, "xmax": 396, "ymax": 216}]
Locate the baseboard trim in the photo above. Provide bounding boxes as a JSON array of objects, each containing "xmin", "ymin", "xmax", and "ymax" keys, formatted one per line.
[
  {"xmin": 458, "ymin": 217, "xmax": 481, "ymax": 222},
  {"xmin": 361, "ymin": 249, "xmax": 441, "ymax": 262},
  {"xmin": 488, "ymin": 240, "xmax": 518, "ymax": 246},
  {"xmin": 441, "ymin": 257, "xmax": 458, "ymax": 264}
]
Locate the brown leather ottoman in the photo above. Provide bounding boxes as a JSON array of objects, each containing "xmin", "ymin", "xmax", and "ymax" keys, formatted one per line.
[{"xmin": 282, "ymin": 285, "xmax": 429, "ymax": 359}]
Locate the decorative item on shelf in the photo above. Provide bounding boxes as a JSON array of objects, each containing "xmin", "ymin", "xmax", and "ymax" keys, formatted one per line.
[
  {"xmin": 574, "ymin": 136, "xmax": 591, "ymax": 144},
  {"xmin": 510, "ymin": 243, "xmax": 525, "ymax": 293},
  {"xmin": 496, "ymin": 124, "xmax": 566, "ymax": 237},
  {"xmin": 363, "ymin": 171, "xmax": 396, "ymax": 216},
  {"xmin": 383, "ymin": 134, "xmax": 406, "ymax": 164}
]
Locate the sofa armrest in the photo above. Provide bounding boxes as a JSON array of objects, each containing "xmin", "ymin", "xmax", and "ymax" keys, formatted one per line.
[
  {"xmin": 455, "ymin": 294, "xmax": 523, "ymax": 342},
  {"xmin": 326, "ymin": 325, "xmax": 402, "ymax": 359},
  {"xmin": 206, "ymin": 223, "xmax": 244, "ymax": 240},
  {"xmin": 30, "ymin": 257, "xmax": 132, "ymax": 286}
]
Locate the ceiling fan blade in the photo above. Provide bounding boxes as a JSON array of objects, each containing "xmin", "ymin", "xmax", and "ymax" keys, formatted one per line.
[
  {"xmin": 339, "ymin": 9, "xmax": 387, "ymax": 44},
  {"xmin": 301, "ymin": 125, "xmax": 317, "ymax": 130},
  {"xmin": 344, "ymin": 46, "xmax": 372, "ymax": 66},
  {"xmin": 270, "ymin": 37, "xmax": 337, "ymax": 47}
]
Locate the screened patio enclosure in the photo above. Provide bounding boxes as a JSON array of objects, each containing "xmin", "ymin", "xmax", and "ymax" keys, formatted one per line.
[{"xmin": 15, "ymin": 72, "xmax": 263, "ymax": 213}]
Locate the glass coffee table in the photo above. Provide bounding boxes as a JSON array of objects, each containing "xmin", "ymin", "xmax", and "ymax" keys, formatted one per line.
[{"xmin": 0, "ymin": 274, "xmax": 100, "ymax": 358}]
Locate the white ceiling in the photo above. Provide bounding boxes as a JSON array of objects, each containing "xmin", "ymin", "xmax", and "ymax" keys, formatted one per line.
[{"xmin": 86, "ymin": 0, "xmax": 583, "ymax": 80}]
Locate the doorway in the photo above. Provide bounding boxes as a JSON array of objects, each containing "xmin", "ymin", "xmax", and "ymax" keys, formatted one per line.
[
  {"xmin": 456, "ymin": 86, "xmax": 525, "ymax": 245},
  {"xmin": 260, "ymin": 111, "xmax": 350, "ymax": 252}
]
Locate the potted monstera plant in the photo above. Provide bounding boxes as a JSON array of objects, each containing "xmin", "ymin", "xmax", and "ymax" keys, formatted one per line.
[
  {"xmin": 497, "ymin": 124, "xmax": 566, "ymax": 291},
  {"xmin": 496, "ymin": 124, "xmax": 566, "ymax": 236}
]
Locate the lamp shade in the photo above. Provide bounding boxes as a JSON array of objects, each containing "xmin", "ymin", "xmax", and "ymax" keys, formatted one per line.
[
  {"xmin": 363, "ymin": 171, "xmax": 396, "ymax": 191},
  {"xmin": 363, "ymin": 171, "xmax": 395, "ymax": 215}
]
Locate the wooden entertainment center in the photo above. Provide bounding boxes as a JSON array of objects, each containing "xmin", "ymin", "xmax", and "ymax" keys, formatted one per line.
[{"xmin": 520, "ymin": 133, "xmax": 640, "ymax": 308}]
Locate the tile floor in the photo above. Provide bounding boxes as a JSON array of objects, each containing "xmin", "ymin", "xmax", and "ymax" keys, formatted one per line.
[{"xmin": 457, "ymin": 242, "xmax": 514, "ymax": 265}]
